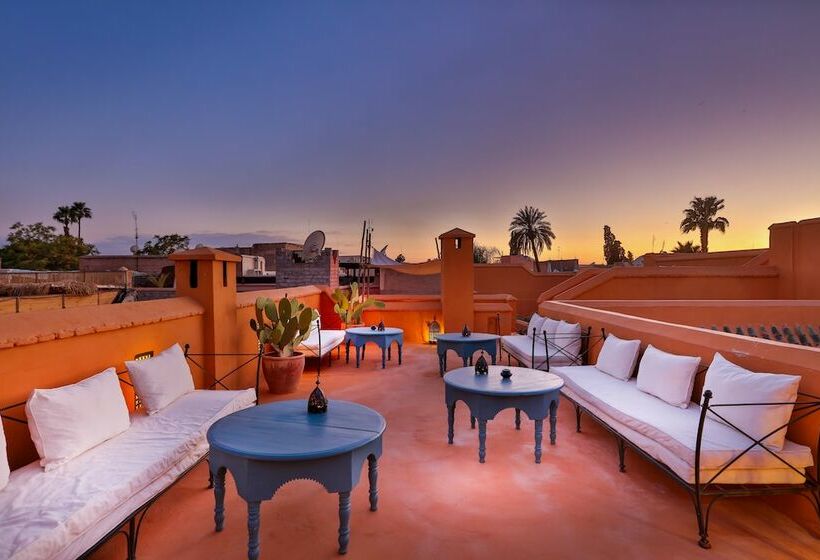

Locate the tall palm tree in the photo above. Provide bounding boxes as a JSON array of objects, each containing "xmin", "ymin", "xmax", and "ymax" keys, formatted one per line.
[
  {"xmin": 508, "ymin": 205, "xmax": 555, "ymax": 272},
  {"xmin": 70, "ymin": 201, "xmax": 93, "ymax": 241},
  {"xmin": 52, "ymin": 206, "xmax": 74, "ymax": 236},
  {"xmin": 671, "ymin": 240, "xmax": 700, "ymax": 253},
  {"xmin": 680, "ymin": 196, "xmax": 729, "ymax": 253}
]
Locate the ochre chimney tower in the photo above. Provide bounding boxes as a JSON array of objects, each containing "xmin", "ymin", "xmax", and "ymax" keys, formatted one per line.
[{"xmin": 438, "ymin": 228, "xmax": 475, "ymax": 332}]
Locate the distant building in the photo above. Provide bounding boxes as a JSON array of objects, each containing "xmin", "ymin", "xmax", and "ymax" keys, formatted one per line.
[{"xmin": 219, "ymin": 242, "xmax": 302, "ymax": 274}]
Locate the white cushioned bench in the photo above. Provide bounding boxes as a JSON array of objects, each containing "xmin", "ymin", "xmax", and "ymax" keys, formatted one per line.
[
  {"xmin": 0, "ymin": 388, "xmax": 255, "ymax": 560},
  {"xmin": 553, "ymin": 365, "xmax": 813, "ymax": 484},
  {"xmin": 501, "ymin": 334, "xmax": 580, "ymax": 369}
]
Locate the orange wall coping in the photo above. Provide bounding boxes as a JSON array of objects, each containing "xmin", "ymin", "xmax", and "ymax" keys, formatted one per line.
[
  {"xmin": 0, "ymin": 297, "xmax": 204, "ymax": 349},
  {"xmin": 235, "ymin": 285, "xmax": 323, "ymax": 309}
]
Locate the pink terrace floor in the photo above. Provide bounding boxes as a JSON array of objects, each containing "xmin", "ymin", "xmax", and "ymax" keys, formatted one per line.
[{"xmin": 92, "ymin": 344, "xmax": 818, "ymax": 560}]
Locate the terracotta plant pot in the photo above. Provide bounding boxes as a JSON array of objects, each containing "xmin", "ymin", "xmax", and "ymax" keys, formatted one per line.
[{"xmin": 261, "ymin": 352, "xmax": 305, "ymax": 394}]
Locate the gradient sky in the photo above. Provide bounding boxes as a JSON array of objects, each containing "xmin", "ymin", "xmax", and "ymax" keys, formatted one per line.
[{"xmin": 1, "ymin": 1, "xmax": 819, "ymax": 262}]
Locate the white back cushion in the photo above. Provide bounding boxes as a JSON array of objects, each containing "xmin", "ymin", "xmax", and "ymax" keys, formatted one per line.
[
  {"xmin": 636, "ymin": 345, "xmax": 701, "ymax": 408},
  {"xmin": 0, "ymin": 420, "xmax": 8, "ymax": 490},
  {"xmin": 542, "ymin": 318, "xmax": 561, "ymax": 339},
  {"xmin": 125, "ymin": 344, "xmax": 195, "ymax": 414},
  {"xmin": 555, "ymin": 321, "xmax": 582, "ymax": 361},
  {"xmin": 526, "ymin": 314, "xmax": 545, "ymax": 338},
  {"xmin": 703, "ymin": 353, "xmax": 800, "ymax": 451},
  {"xmin": 25, "ymin": 368, "xmax": 131, "ymax": 471},
  {"xmin": 596, "ymin": 334, "xmax": 641, "ymax": 381}
]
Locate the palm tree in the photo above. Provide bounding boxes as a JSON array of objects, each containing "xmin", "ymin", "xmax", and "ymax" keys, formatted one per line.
[
  {"xmin": 680, "ymin": 196, "xmax": 729, "ymax": 253},
  {"xmin": 671, "ymin": 240, "xmax": 700, "ymax": 253},
  {"xmin": 70, "ymin": 201, "xmax": 93, "ymax": 241},
  {"xmin": 508, "ymin": 205, "xmax": 555, "ymax": 272},
  {"xmin": 52, "ymin": 206, "xmax": 74, "ymax": 236}
]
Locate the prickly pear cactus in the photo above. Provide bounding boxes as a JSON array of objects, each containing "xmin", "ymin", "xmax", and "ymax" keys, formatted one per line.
[{"xmin": 250, "ymin": 296, "xmax": 319, "ymax": 356}]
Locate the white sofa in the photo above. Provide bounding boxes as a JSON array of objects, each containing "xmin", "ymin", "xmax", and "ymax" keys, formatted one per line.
[
  {"xmin": 296, "ymin": 320, "xmax": 346, "ymax": 363},
  {"xmin": 552, "ymin": 365, "xmax": 813, "ymax": 484},
  {"xmin": 0, "ymin": 388, "xmax": 255, "ymax": 560},
  {"xmin": 501, "ymin": 334, "xmax": 582, "ymax": 369}
]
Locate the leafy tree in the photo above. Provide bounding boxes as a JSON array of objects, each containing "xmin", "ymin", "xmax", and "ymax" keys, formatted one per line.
[
  {"xmin": 671, "ymin": 240, "xmax": 700, "ymax": 253},
  {"xmin": 139, "ymin": 234, "xmax": 190, "ymax": 255},
  {"xmin": 473, "ymin": 244, "xmax": 501, "ymax": 263},
  {"xmin": 680, "ymin": 196, "xmax": 729, "ymax": 253},
  {"xmin": 0, "ymin": 222, "xmax": 96, "ymax": 270},
  {"xmin": 508, "ymin": 206, "xmax": 555, "ymax": 272},
  {"xmin": 70, "ymin": 201, "xmax": 93, "ymax": 241},
  {"xmin": 603, "ymin": 225, "xmax": 630, "ymax": 266},
  {"xmin": 53, "ymin": 206, "xmax": 74, "ymax": 236}
]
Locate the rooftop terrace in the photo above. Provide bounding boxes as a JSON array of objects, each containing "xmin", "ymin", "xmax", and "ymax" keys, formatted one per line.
[{"xmin": 79, "ymin": 344, "xmax": 817, "ymax": 560}]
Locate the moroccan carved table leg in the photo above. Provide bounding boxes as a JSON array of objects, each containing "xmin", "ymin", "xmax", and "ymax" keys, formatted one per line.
[
  {"xmin": 447, "ymin": 403, "xmax": 456, "ymax": 444},
  {"xmin": 355, "ymin": 345, "xmax": 361, "ymax": 368},
  {"xmin": 549, "ymin": 399, "xmax": 558, "ymax": 445},
  {"xmin": 338, "ymin": 491, "xmax": 352, "ymax": 554},
  {"xmin": 534, "ymin": 419, "xmax": 544, "ymax": 464},
  {"xmin": 213, "ymin": 467, "xmax": 226, "ymax": 532},
  {"xmin": 398, "ymin": 343, "xmax": 402, "ymax": 364},
  {"xmin": 478, "ymin": 419, "xmax": 487, "ymax": 463},
  {"xmin": 515, "ymin": 408, "xmax": 521, "ymax": 430},
  {"xmin": 247, "ymin": 501, "xmax": 261, "ymax": 560},
  {"xmin": 381, "ymin": 346, "xmax": 386, "ymax": 369},
  {"xmin": 368, "ymin": 455, "xmax": 379, "ymax": 511},
  {"xmin": 470, "ymin": 415, "xmax": 476, "ymax": 429}
]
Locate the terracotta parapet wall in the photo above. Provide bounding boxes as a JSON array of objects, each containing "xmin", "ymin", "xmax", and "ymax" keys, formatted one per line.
[
  {"xmin": 552, "ymin": 266, "xmax": 779, "ymax": 300},
  {"xmin": 0, "ymin": 297, "xmax": 204, "ymax": 349},
  {"xmin": 641, "ymin": 248, "xmax": 766, "ymax": 267}
]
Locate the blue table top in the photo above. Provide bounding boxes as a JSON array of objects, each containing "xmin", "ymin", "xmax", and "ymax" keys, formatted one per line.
[
  {"xmin": 207, "ymin": 400, "xmax": 386, "ymax": 461},
  {"xmin": 346, "ymin": 327, "xmax": 403, "ymax": 336},
  {"xmin": 436, "ymin": 332, "xmax": 499, "ymax": 343},
  {"xmin": 444, "ymin": 366, "xmax": 563, "ymax": 396}
]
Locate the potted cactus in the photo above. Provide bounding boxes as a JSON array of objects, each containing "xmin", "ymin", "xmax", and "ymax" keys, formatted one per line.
[
  {"xmin": 331, "ymin": 282, "xmax": 385, "ymax": 328},
  {"xmin": 250, "ymin": 295, "xmax": 318, "ymax": 394}
]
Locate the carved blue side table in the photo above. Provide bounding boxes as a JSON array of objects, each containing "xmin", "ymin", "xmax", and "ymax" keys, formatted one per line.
[
  {"xmin": 444, "ymin": 366, "xmax": 563, "ymax": 464},
  {"xmin": 436, "ymin": 332, "xmax": 500, "ymax": 376},
  {"xmin": 207, "ymin": 400, "xmax": 386, "ymax": 558},
  {"xmin": 344, "ymin": 327, "xmax": 403, "ymax": 368}
]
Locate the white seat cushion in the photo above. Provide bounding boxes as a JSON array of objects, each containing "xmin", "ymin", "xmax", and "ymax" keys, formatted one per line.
[
  {"xmin": 25, "ymin": 368, "xmax": 131, "ymax": 472},
  {"xmin": 552, "ymin": 365, "xmax": 813, "ymax": 484},
  {"xmin": 0, "ymin": 420, "xmax": 8, "ymax": 491},
  {"xmin": 125, "ymin": 344, "xmax": 195, "ymax": 414},
  {"xmin": 703, "ymin": 353, "xmax": 800, "ymax": 451},
  {"xmin": 0, "ymin": 388, "xmax": 255, "ymax": 560},
  {"xmin": 636, "ymin": 345, "xmax": 701, "ymax": 409},
  {"xmin": 595, "ymin": 334, "xmax": 641, "ymax": 381},
  {"xmin": 297, "ymin": 329, "xmax": 346, "ymax": 357},
  {"xmin": 500, "ymin": 335, "xmax": 577, "ymax": 368}
]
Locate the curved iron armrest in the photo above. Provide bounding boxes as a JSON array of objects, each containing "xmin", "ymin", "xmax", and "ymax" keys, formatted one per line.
[
  {"xmin": 530, "ymin": 327, "xmax": 607, "ymax": 371},
  {"xmin": 695, "ymin": 390, "xmax": 820, "ymax": 492}
]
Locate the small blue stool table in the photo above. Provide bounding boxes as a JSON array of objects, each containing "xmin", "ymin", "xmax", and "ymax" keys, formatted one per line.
[
  {"xmin": 344, "ymin": 327, "xmax": 404, "ymax": 368},
  {"xmin": 436, "ymin": 332, "xmax": 500, "ymax": 376},
  {"xmin": 443, "ymin": 366, "xmax": 563, "ymax": 464},
  {"xmin": 207, "ymin": 400, "xmax": 386, "ymax": 558}
]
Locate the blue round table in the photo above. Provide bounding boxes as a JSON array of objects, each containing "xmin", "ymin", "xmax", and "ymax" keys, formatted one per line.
[
  {"xmin": 344, "ymin": 327, "xmax": 404, "ymax": 368},
  {"xmin": 436, "ymin": 332, "xmax": 500, "ymax": 376},
  {"xmin": 444, "ymin": 366, "xmax": 563, "ymax": 464},
  {"xmin": 207, "ymin": 400, "xmax": 386, "ymax": 558}
]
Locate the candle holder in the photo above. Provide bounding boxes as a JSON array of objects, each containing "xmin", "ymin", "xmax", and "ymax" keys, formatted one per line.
[{"xmin": 475, "ymin": 351, "xmax": 489, "ymax": 375}]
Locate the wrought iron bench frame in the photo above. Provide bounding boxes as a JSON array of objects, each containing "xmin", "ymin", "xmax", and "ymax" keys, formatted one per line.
[
  {"xmin": 565, "ymin": 359, "xmax": 820, "ymax": 548},
  {"xmin": 0, "ymin": 346, "xmax": 263, "ymax": 560},
  {"xmin": 500, "ymin": 324, "xmax": 606, "ymax": 371}
]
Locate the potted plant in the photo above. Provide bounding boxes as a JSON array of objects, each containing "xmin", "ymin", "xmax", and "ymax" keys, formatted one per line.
[
  {"xmin": 250, "ymin": 296, "xmax": 318, "ymax": 394},
  {"xmin": 331, "ymin": 282, "xmax": 385, "ymax": 328}
]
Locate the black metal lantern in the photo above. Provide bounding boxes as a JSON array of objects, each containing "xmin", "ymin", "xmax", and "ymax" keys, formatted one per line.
[
  {"xmin": 462, "ymin": 324, "xmax": 471, "ymax": 338},
  {"xmin": 427, "ymin": 317, "xmax": 441, "ymax": 344},
  {"xmin": 377, "ymin": 320, "xmax": 385, "ymax": 331},
  {"xmin": 308, "ymin": 380, "xmax": 328, "ymax": 414},
  {"xmin": 475, "ymin": 351, "xmax": 489, "ymax": 375}
]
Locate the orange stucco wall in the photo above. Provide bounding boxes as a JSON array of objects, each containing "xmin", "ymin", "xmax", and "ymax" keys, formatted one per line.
[
  {"xmin": 641, "ymin": 249, "xmax": 766, "ymax": 267},
  {"xmin": 439, "ymin": 230, "xmax": 475, "ymax": 330},
  {"xmin": 538, "ymin": 300, "xmax": 820, "ymax": 530},
  {"xmin": 474, "ymin": 265, "xmax": 572, "ymax": 316},
  {"xmin": 547, "ymin": 267, "xmax": 779, "ymax": 300},
  {"xmin": 769, "ymin": 217, "xmax": 820, "ymax": 299}
]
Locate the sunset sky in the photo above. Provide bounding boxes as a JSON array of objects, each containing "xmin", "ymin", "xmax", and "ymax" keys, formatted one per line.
[{"xmin": 1, "ymin": 1, "xmax": 819, "ymax": 263}]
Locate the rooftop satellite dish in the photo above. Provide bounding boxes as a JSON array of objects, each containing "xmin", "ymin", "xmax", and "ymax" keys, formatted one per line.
[
  {"xmin": 301, "ymin": 230, "xmax": 326, "ymax": 262},
  {"xmin": 195, "ymin": 243, "xmax": 205, "ymax": 249},
  {"xmin": 129, "ymin": 245, "xmax": 139, "ymax": 255}
]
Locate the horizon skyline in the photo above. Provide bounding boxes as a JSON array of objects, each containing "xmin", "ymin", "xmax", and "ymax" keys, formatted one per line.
[{"xmin": 2, "ymin": 2, "xmax": 819, "ymax": 263}]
